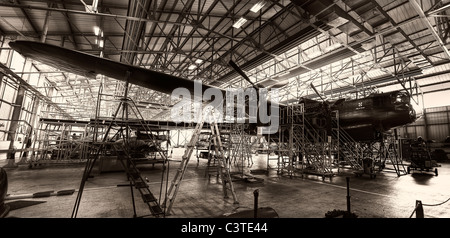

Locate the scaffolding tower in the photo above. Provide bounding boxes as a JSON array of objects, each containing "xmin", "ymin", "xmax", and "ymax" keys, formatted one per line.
[
  {"xmin": 330, "ymin": 112, "xmax": 364, "ymax": 173},
  {"xmin": 228, "ymin": 123, "xmax": 253, "ymax": 168},
  {"xmin": 26, "ymin": 118, "xmax": 90, "ymax": 167}
]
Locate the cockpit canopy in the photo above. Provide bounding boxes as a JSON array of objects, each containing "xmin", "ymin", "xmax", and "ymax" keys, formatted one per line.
[{"xmin": 391, "ymin": 91, "xmax": 410, "ymax": 104}]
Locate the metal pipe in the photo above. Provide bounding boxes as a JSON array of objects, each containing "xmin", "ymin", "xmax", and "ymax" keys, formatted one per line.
[
  {"xmin": 40, "ymin": 6, "xmax": 52, "ymax": 43},
  {"xmin": 346, "ymin": 177, "xmax": 351, "ymax": 213},
  {"xmin": 254, "ymin": 189, "xmax": 259, "ymax": 218}
]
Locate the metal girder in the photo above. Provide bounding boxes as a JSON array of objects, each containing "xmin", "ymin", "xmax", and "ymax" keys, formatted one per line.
[
  {"xmin": 147, "ymin": 0, "xmax": 196, "ymax": 69},
  {"xmin": 162, "ymin": 0, "xmax": 239, "ymax": 75},
  {"xmin": 40, "ymin": 2, "xmax": 55, "ymax": 43},
  {"xmin": 60, "ymin": 0, "xmax": 79, "ymax": 49},
  {"xmin": 120, "ymin": 0, "xmax": 153, "ymax": 64},
  {"xmin": 272, "ymin": 1, "xmax": 432, "ymax": 103},
  {"xmin": 426, "ymin": 1, "xmax": 450, "ymax": 15},
  {"xmin": 0, "ymin": 16, "xmax": 28, "ymax": 38},
  {"xmin": 0, "ymin": 62, "xmax": 72, "ymax": 119},
  {"xmin": 16, "ymin": 0, "xmax": 40, "ymax": 35},
  {"xmin": 0, "ymin": 2, "xmax": 227, "ymax": 33},
  {"xmin": 370, "ymin": 0, "xmax": 433, "ymax": 66},
  {"xmin": 201, "ymin": 0, "xmax": 298, "ymax": 86},
  {"xmin": 409, "ymin": 0, "xmax": 450, "ymax": 61},
  {"xmin": 318, "ymin": 0, "xmax": 374, "ymax": 37}
]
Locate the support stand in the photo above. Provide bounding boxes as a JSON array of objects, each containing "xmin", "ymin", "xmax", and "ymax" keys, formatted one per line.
[{"xmin": 71, "ymin": 72, "xmax": 167, "ymax": 218}]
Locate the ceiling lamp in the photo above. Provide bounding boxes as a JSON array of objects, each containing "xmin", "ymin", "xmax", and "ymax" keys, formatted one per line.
[
  {"xmin": 195, "ymin": 59, "xmax": 203, "ymax": 64},
  {"xmin": 250, "ymin": 0, "xmax": 266, "ymax": 13},
  {"xmin": 232, "ymin": 17, "xmax": 247, "ymax": 29},
  {"xmin": 93, "ymin": 26, "xmax": 101, "ymax": 36},
  {"xmin": 188, "ymin": 65, "xmax": 197, "ymax": 70}
]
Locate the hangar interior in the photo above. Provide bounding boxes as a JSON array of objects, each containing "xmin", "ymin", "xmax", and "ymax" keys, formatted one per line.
[{"xmin": 1, "ymin": 0, "xmax": 450, "ymax": 219}]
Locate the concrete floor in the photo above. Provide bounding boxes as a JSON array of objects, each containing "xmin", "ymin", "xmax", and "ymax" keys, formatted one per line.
[{"xmin": 2, "ymin": 148, "xmax": 450, "ymax": 219}]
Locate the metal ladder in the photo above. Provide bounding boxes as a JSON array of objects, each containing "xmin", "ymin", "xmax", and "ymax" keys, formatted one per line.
[
  {"xmin": 382, "ymin": 135, "xmax": 407, "ymax": 176},
  {"xmin": 208, "ymin": 114, "xmax": 239, "ymax": 204},
  {"xmin": 111, "ymin": 143, "xmax": 164, "ymax": 217},
  {"xmin": 330, "ymin": 114, "xmax": 363, "ymax": 171},
  {"xmin": 164, "ymin": 109, "xmax": 239, "ymax": 215},
  {"xmin": 302, "ymin": 119, "xmax": 335, "ymax": 176}
]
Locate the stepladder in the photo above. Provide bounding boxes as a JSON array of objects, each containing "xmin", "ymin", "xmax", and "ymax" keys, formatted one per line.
[
  {"xmin": 208, "ymin": 114, "xmax": 239, "ymax": 204},
  {"xmin": 164, "ymin": 109, "xmax": 239, "ymax": 215}
]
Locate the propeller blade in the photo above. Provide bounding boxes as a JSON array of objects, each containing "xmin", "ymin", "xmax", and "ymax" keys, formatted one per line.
[
  {"xmin": 310, "ymin": 83, "xmax": 326, "ymax": 102},
  {"xmin": 229, "ymin": 60, "xmax": 262, "ymax": 90}
]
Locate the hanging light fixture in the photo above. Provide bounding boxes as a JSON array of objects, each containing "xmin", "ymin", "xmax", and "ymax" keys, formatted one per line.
[
  {"xmin": 250, "ymin": 0, "xmax": 266, "ymax": 13},
  {"xmin": 93, "ymin": 26, "xmax": 100, "ymax": 36},
  {"xmin": 232, "ymin": 17, "xmax": 247, "ymax": 29}
]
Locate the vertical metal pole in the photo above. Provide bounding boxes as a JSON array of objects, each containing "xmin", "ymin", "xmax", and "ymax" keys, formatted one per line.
[
  {"xmin": 122, "ymin": 72, "xmax": 137, "ymax": 218},
  {"xmin": 5, "ymin": 59, "xmax": 28, "ymax": 168},
  {"xmin": 40, "ymin": 3, "xmax": 53, "ymax": 43},
  {"xmin": 423, "ymin": 108, "xmax": 429, "ymax": 141},
  {"xmin": 346, "ymin": 177, "xmax": 351, "ymax": 213},
  {"xmin": 253, "ymin": 189, "xmax": 259, "ymax": 218}
]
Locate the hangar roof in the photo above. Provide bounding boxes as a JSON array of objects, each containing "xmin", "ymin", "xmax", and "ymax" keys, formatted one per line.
[{"xmin": 1, "ymin": 0, "xmax": 450, "ymax": 119}]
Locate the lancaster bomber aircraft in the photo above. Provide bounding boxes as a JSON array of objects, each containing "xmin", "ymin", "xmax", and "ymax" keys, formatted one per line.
[
  {"xmin": 8, "ymin": 40, "xmax": 417, "ymax": 142},
  {"xmin": 6, "ymin": 40, "xmax": 419, "ymax": 219}
]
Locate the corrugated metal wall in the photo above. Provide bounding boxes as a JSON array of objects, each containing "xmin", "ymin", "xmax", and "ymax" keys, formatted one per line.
[{"xmin": 398, "ymin": 106, "xmax": 450, "ymax": 142}]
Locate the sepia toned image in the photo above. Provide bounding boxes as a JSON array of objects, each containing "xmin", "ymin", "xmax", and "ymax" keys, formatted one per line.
[{"xmin": 1, "ymin": 1, "xmax": 450, "ymax": 234}]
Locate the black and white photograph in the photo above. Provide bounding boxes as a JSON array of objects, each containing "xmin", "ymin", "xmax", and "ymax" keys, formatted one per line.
[{"xmin": 0, "ymin": 0, "xmax": 449, "ymax": 234}]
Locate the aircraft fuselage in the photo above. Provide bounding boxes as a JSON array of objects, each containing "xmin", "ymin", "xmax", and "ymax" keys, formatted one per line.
[{"xmin": 335, "ymin": 91, "xmax": 416, "ymax": 141}]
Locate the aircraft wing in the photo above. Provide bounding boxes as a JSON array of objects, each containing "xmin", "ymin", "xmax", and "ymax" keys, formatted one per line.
[
  {"xmin": 9, "ymin": 40, "xmax": 280, "ymax": 129},
  {"xmin": 8, "ymin": 40, "xmax": 224, "ymax": 97}
]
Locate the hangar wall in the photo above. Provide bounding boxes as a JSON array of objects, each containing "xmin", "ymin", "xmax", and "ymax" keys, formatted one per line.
[
  {"xmin": 0, "ymin": 38, "xmax": 51, "ymax": 160},
  {"xmin": 398, "ymin": 105, "xmax": 450, "ymax": 143}
]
